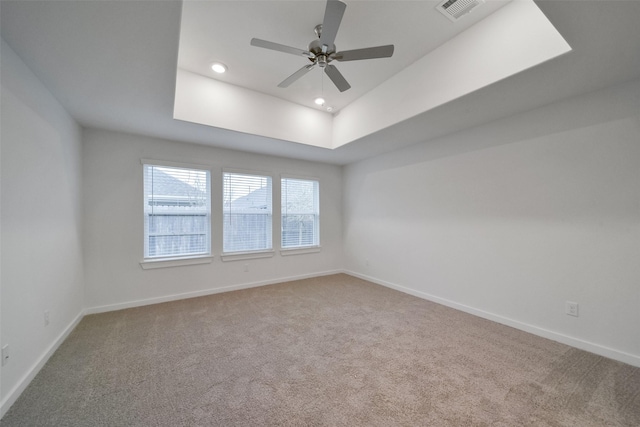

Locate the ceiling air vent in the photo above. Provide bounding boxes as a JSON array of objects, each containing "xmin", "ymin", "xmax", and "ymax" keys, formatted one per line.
[{"xmin": 436, "ymin": 0, "xmax": 485, "ymax": 22}]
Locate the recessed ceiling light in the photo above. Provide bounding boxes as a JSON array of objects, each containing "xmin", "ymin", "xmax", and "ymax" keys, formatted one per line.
[
  {"xmin": 326, "ymin": 106, "xmax": 334, "ymax": 112},
  {"xmin": 211, "ymin": 63, "xmax": 227, "ymax": 74},
  {"xmin": 314, "ymin": 97, "xmax": 325, "ymax": 106}
]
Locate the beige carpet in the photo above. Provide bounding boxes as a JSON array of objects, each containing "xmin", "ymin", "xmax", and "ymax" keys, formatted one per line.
[{"xmin": 2, "ymin": 274, "xmax": 639, "ymax": 426}]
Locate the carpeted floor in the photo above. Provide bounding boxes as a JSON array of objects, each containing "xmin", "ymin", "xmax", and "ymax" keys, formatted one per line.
[{"xmin": 2, "ymin": 274, "xmax": 639, "ymax": 426}]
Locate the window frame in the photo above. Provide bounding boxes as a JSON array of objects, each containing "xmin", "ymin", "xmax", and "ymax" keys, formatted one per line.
[
  {"xmin": 140, "ymin": 159, "xmax": 213, "ymax": 269},
  {"xmin": 279, "ymin": 173, "xmax": 322, "ymax": 256},
  {"xmin": 221, "ymin": 168, "xmax": 275, "ymax": 261},
  {"xmin": 280, "ymin": 174, "xmax": 321, "ymax": 256}
]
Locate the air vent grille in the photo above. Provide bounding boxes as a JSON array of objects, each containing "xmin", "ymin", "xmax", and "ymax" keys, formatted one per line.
[{"xmin": 436, "ymin": 0, "xmax": 485, "ymax": 22}]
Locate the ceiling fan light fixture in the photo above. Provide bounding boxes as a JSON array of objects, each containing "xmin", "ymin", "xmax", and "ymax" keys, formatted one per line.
[
  {"xmin": 314, "ymin": 97, "xmax": 326, "ymax": 106},
  {"xmin": 211, "ymin": 62, "xmax": 227, "ymax": 74}
]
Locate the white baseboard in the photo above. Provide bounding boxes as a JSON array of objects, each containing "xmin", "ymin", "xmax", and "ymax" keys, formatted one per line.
[
  {"xmin": 345, "ymin": 270, "xmax": 640, "ymax": 368},
  {"xmin": 0, "ymin": 310, "xmax": 85, "ymax": 418},
  {"xmin": 85, "ymin": 269, "xmax": 344, "ymax": 315}
]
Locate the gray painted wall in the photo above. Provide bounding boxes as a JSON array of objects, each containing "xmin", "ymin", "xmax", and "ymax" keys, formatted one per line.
[
  {"xmin": 1, "ymin": 40, "xmax": 85, "ymax": 412},
  {"xmin": 81, "ymin": 129, "xmax": 344, "ymax": 311},
  {"xmin": 343, "ymin": 79, "xmax": 640, "ymax": 366}
]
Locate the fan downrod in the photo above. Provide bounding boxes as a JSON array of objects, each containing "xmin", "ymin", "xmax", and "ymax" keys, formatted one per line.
[{"xmin": 308, "ymin": 24, "xmax": 335, "ymax": 68}]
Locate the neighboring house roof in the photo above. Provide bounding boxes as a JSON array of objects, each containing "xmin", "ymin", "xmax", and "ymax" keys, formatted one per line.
[
  {"xmin": 148, "ymin": 169, "xmax": 207, "ymax": 205},
  {"xmin": 225, "ymin": 186, "xmax": 269, "ymax": 210}
]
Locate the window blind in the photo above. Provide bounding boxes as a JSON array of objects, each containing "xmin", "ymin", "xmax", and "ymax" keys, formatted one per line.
[
  {"xmin": 281, "ymin": 178, "xmax": 319, "ymax": 248},
  {"xmin": 143, "ymin": 164, "xmax": 210, "ymax": 258},
  {"xmin": 223, "ymin": 172, "xmax": 272, "ymax": 253}
]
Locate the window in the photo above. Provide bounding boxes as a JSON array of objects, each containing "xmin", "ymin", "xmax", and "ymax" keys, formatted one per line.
[
  {"xmin": 143, "ymin": 163, "xmax": 210, "ymax": 259},
  {"xmin": 281, "ymin": 178, "xmax": 319, "ymax": 248},
  {"xmin": 223, "ymin": 172, "xmax": 272, "ymax": 253}
]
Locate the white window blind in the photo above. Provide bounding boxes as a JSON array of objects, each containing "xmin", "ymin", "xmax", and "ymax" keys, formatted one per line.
[
  {"xmin": 143, "ymin": 164, "xmax": 210, "ymax": 259},
  {"xmin": 281, "ymin": 178, "xmax": 319, "ymax": 248},
  {"xmin": 223, "ymin": 172, "xmax": 272, "ymax": 253}
]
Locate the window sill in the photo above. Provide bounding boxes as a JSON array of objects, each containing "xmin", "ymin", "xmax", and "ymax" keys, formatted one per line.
[
  {"xmin": 221, "ymin": 250, "xmax": 275, "ymax": 262},
  {"xmin": 140, "ymin": 255, "xmax": 213, "ymax": 270},
  {"xmin": 280, "ymin": 246, "xmax": 321, "ymax": 256}
]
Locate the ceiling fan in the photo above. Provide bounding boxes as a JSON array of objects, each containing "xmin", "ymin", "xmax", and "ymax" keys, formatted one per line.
[{"xmin": 250, "ymin": 0, "xmax": 394, "ymax": 92}]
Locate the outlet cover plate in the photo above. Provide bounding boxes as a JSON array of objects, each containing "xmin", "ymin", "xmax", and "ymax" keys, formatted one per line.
[{"xmin": 565, "ymin": 301, "xmax": 579, "ymax": 317}]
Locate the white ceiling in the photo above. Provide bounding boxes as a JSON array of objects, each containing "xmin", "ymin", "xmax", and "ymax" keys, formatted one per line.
[
  {"xmin": 175, "ymin": 0, "xmax": 573, "ymax": 150},
  {"xmin": 178, "ymin": 0, "xmax": 510, "ymax": 112},
  {"xmin": 2, "ymin": 1, "xmax": 640, "ymax": 165}
]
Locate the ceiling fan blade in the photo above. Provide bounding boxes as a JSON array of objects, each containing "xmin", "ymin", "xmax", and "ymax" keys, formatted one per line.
[
  {"xmin": 334, "ymin": 45, "xmax": 395, "ymax": 62},
  {"xmin": 324, "ymin": 64, "xmax": 351, "ymax": 92},
  {"xmin": 278, "ymin": 64, "xmax": 316, "ymax": 88},
  {"xmin": 319, "ymin": 0, "xmax": 346, "ymax": 50},
  {"xmin": 251, "ymin": 38, "xmax": 313, "ymax": 58}
]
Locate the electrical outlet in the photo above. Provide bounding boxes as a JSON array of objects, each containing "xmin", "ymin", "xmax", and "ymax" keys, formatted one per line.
[
  {"xmin": 365, "ymin": 259, "xmax": 370, "ymax": 267},
  {"xmin": 243, "ymin": 263, "xmax": 249, "ymax": 272},
  {"xmin": 565, "ymin": 301, "xmax": 579, "ymax": 317},
  {"xmin": 44, "ymin": 309, "xmax": 50, "ymax": 326},
  {"xmin": 2, "ymin": 345, "xmax": 9, "ymax": 366}
]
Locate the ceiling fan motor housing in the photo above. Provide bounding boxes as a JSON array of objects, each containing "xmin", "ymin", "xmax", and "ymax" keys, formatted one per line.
[{"xmin": 308, "ymin": 38, "xmax": 336, "ymax": 68}]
